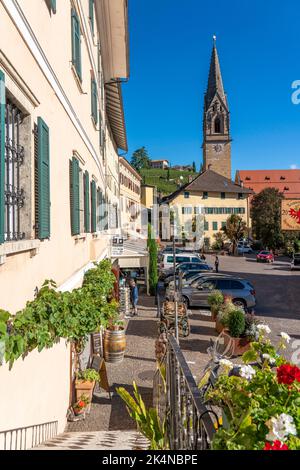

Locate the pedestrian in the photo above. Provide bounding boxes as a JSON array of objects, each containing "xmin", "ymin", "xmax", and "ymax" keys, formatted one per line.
[
  {"xmin": 215, "ymin": 255, "xmax": 219, "ymax": 273},
  {"xmin": 129, "ymin": 279, "xmax": 139, "ymax": 316},
  {"xmin": 201, "ymin": 253, "xmax": 206, "ymax": 261}
]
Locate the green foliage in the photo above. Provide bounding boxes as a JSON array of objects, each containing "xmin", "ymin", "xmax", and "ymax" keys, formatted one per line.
[
  {"xmin": 1, "ymin": 260, "xmax": 117, "ymax": 368},
  {"xmin": 140, "ymin": 168, "xmax": 195, "ymax": 195},
  {"xmin": 217, "ymin": 300, "xmax": 236, "ymax": 327},
  {"xmin": 76, "ymin": 368, "xmax": 100, "ymax": 382},
  {"xmin": 0, "ymin": 310, "xmax": 10, "ymax": 365},
  {"xmin": 131, "ymin": 147, "xmax": 151, "ymax": 172},
  {"xmin": 148, "ymin": 234, "xmax": 158, "ymax": 296},
  {"xmin": 206, "ymin": 333, "xmax": 300, "ymax": 450},
  {"xmin": 207, "ymin": 290, "xmax": 224, "ymax": 315},
  {"xmin": 251, "ymin": 188, "xmax": 284, "ymax": 250},
  {"xmin": 222, "ymin": 215, "xmax": 248, "ymax": 255},
  {"xmin": 212, "ymin": 231, "xmax": 227, "ymax": 250},
  {"xmin": 227, "ymin": 309, "xmax": 246, "ymax": 338},
  {"xmin": 117, "ymin": 381, "xmax": 167, "ymax": 450},
  {"xmin": 192, "ymin": 161, "xmax": 196, "ymax": 173}
]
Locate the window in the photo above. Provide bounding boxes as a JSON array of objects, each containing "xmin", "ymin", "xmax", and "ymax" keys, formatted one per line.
[
  {"xmin": 176, "ymin": 256, "xmax": 189, "ymax": 264},
  {"xmin": 212, "ymin": 221, "xmax": 218, "ymax": 231},
  {"xmin": 36, "ymin": 118, "xmax": 51, "ymax": 240},
  {"xmin": 214, "ymin": 117, "xmax": 221, "ymax": 133},
  {"xmin": 231, "ymin": 280, "xmax": 244, "ymax": 290},
  {"xmin": 216, "ymin": 279, "xmax": 232, "ymax": 290},
  {"xmin": 194, "ymin": 206, "xmax": 201, "ymax": 214},
  {"xmin": 221, "ymin": 192, "xmax": 225, "ymax": 199},
  {"xmin": 2, "ymin": 97, "xmax": 26, "ymax": 242},
  {"xmin": 204, "ymin": 221, "xmax": 209, "ymax": 231},
  {"xmin": 203, "ymin": 191, "xmax": 208, "ymax": 199},
  {"xmin": 221, "ymin": 221, "xmax": 226, "ymax": 229},
  {"xmin": 182, "ymin": 207, "xmax": 192, "ymax": 215},
  {"xmin": 192, "ymin": 258, "xmax": 200, "ymax": 263},
  {"xmin": 89, "ymin": 0, "xmax": 95, "ymax": 35},
  {"xmin": 71, "ymin": 9, "xmax": 82, "ymax": 81},
  {"xmin": 91, "ymin": 78, "xmax": 98, "ymax": 124},
  {"xmin": 238, "ymin": 193, "xmax": 244, "ymax": 200},
  {"xmin": 184, "ymin": 191, "xmax": 190, "ymax": 199},
  {"xmin": 198, "ymin": 280, "xmax": 216, "ymax": 290}
]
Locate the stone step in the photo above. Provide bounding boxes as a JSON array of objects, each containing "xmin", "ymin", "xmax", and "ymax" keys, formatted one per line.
[{"xmin": 35, "ymin": 431, "xmax": 149, "ymax": 451}]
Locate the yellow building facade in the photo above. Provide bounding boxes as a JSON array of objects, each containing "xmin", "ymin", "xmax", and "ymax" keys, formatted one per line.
[{"xmin": 119, "ymin": 157, "xmax": 142, "ymax": 237}]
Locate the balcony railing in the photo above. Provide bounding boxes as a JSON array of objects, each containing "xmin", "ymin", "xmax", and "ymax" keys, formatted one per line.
[{"xmin": 153, "ymin": 333, "xmax": 217, "ymax": 450}]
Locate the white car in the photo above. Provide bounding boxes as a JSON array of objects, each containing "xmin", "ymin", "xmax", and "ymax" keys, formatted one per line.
[{"xmin": 237, "ymin": 243, "xmax": 253, "ymax": 254}]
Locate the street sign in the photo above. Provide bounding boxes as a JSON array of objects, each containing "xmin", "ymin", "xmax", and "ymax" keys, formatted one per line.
[{"xmin": 111, "ymin": 236, "xmax": 124, "ymax": 257}]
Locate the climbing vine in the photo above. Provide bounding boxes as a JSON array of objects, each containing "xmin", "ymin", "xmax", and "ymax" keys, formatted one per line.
[{"xmin": 0, "ymin": 260, "xmax": 118, "ymax": 368}]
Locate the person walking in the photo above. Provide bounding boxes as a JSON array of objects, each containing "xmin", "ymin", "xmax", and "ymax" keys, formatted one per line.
[
  {"xmin": 129, "ymin": 279, "xmax": 139, "ymax": 316},
  {"xmin": 215, "ymin": 255, "xmax": 220, "ymax": 273}
]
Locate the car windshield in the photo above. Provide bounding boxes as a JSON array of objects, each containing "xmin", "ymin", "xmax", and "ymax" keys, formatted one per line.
[{"xmin": 260, "ymin": 251, "xmax": 270, "ymax": 255}]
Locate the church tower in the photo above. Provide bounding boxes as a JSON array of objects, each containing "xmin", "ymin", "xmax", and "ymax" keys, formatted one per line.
[{"xmin": 203, "ymin": 37, "xmax": 231, "ymax": 179}]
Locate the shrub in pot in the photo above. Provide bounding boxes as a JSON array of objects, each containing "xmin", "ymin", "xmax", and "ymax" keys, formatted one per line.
[
  {"xmin": 224, "ymin": 308, "xmax": 250, "ymax": 356},
  {"xmin": 216, "ymin": 299, "xmax": 235, "ymax": 333},
  {"xmin": 207, "ymin": 290, "xmax": 224, "ymax": 321}
]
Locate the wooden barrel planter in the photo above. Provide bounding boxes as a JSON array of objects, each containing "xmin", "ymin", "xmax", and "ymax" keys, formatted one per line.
[{"xmin": 104, "ymin": 327, "xmax": 126, "ymax": 363}]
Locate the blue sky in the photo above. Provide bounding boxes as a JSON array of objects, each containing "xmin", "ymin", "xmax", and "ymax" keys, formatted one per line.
[{"xmin": 122, "ymin": 0, "xmax": 300, "ymax": 174}]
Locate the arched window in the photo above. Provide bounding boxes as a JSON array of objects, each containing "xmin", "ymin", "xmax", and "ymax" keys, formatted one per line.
[{"xmin": 214, "ymin": 116, "xmax": 221, "ymax": 133}]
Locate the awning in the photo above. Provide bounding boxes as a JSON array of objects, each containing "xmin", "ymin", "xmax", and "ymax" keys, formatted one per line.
[
  {"xmin": 95, "ymin": 0, "xmax": 129, "ymax": 82},
  {"xmin": 105, "ymin": 81, "xmax": 128, "ymax": 151}
]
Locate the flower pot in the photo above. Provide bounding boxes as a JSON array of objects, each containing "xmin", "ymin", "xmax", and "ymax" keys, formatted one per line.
[
  {"xmin": 215, "ymin": 318, "xmax": 225, "ymax": 334},
  {"xmin": 104, "ymin": 327, "xmax": 126, "ymax": 363},
  {"xmin": 75, "ymin": 380, "xmax": 95, "ymax": 412},
  {"xmin": 223, "ymin": 331, "xmax": 251, "ymax": 356}
]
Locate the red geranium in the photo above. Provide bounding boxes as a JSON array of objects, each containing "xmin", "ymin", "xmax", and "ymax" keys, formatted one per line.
[
  {"xmin": 78, "ymin": 400, "xmax": 86, "ymax": 408},
  {"xmin": 277, "ymin": 364, "xmax": 300, "ymax": 385},
  {"xmin": 264, "ymin": 440, "xmax": 289, "ymax": 451}
]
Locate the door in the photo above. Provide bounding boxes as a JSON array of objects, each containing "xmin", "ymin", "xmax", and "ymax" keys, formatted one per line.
[{"xmin": 191, "ymin": 279, "xmax": 217, "ymax": 306}]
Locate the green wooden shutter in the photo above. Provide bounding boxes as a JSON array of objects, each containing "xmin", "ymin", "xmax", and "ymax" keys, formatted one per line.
[
  {"xmin": 91, "ymin": 180, "xmax": 96, "ymax": 233},
  {"xmin": 91, "ymin": 79, "xmax": 98, "ymax": 124},
  {"xmin": 71, "ymin": 9, "xmax": 82, "ymax": 81},
  {"xmin": 50, "ymin": 0, "xmax": 56, "ymax": 13},
  {"xmin": 84, "ymin": 170, "xmax": 90, "ymax": 232},
  {"xmin": 0, "ymin": 71, "xmax": 5, "ymax": 244},
  {"xmin": 37, "ymin": 117, "xmax": 50, "ymax": 239},
  {"xmin": 71, "ymin": 157, "xmax": 80, "ymax": 235},
  {"xmin": 89, "ymin": 0, "xmax": 94, "ymax": 35}
]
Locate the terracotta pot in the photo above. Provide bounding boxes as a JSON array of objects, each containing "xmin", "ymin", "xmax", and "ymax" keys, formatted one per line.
[
  {"xmin": 75, "ymin": 380, "xmax": 95, "ymax": 412},
  {"xmin": 224, "ymin": 331, "xmax": 250, "ymax": 356},
  {"xmin": 215, "ymin": 318, "xmax": 225, "ymax": 334}
]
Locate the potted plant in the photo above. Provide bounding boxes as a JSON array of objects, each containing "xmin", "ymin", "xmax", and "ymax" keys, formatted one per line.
[
  {"xmin": 216, "ymin": 298, "xmax": 235, "ymax": 333},
  {"xmin": 223, "ymin": 308, "xmax": 251, "ymax": 356},
  {"xmin": 72, "ymin": 394, "xmax": 90, "ymax": 417},
  {"xmin": 206, "ymin": 329, "xmax": 300, "ymax": 450},
  {"xmin": 207, "ymin": 290, "xmax": 224, "ymax": 322},
  {"xmin": 75, "ymin": 368, "xmax": 100, "ymax": 411}
]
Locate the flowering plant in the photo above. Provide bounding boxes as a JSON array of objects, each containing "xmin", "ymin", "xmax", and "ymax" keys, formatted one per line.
[
  {"xmin": 72, "ymin": 394, "xmax": 90, "ymax": 415},
  {"xmin": 206, "ymin": 327, "xmax": 300, "ymax": 450}
]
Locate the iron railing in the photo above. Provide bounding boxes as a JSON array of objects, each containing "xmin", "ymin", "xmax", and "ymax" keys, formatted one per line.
[
  {"xmin": 153, "ymin": 334, "xmax": 217, "ymax": 450},
  {"xmin": 4, "ymin": 100, "xmax": 25, "ymax": 241},
  {"xmin": 0, "ymin": 421, "xmax": 58, "ymax": 450}
]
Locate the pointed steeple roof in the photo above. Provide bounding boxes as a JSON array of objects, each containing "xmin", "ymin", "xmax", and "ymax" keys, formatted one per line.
[{"xmin": 205, "ymin": 37, "xmax": 227, "ymax": 109}]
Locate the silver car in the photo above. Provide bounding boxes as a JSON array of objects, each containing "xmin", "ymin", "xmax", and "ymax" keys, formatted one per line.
[{"xmin": 179, "ymin": 275, "xmax": 256, "ymax": 311}]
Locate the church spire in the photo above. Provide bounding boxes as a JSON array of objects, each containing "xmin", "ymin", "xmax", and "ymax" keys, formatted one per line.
[{"xmin": 205, "ymin": 36, "xmax": 226, "ymax": 109}]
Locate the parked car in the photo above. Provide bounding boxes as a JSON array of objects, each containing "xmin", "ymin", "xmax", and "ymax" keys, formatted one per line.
[
  {"xmin": 159, "ymin": 253, "xmax": 202, "ymax": 272},
  {"xmin": 237, "ymin": 242, "xmax": 253, "ymax": 254},
  {"xmin": 166, "ymin": 273, "xmax": 233, "ymax": 297},
  {"xmin": 256, "ymin": 251, "xmax": 274, "ymax": 263},
  {"xmin": 163, "ymin": 262, "xmax": 213, "ymax": 285},
  {"xmin": 178, "ymin": 275, "xmax": 256, "ymax": 311},
  {"xmin": 291, "ymin": 253, "xmax": 300, "ymax": 271}
]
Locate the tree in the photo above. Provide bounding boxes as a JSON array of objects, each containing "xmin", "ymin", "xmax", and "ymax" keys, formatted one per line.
[
  {"xmin": 148, "ymin": 226, "xmax": 158, "ymax": 296},
  {"xmin": 222, "ymin": 214, "xmax": 248, "ymax": 255},
  {"xmin": 192, "ymin": 161, "xmax": 197, "ymax": 173},
  {"xmin": 251, "ymin": 188, "xmax": 284, "ymax": 250},
  {"xmin": 212, "ymin": 231, "xmax": 227, "ymax": 250},
  {"xmin": 131, "ymin": 147, "xmax": 150, "ymax": 172}
]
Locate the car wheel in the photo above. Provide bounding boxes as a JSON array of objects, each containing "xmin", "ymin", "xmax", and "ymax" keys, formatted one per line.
[{"xmin": 233, "ymin": 299, "xmax": 246, "ymax": 311}]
